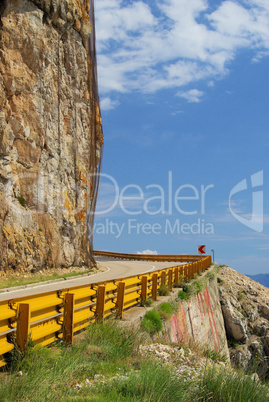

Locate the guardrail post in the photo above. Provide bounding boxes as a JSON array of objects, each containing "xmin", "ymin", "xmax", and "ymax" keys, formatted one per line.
[
  {"xmin": 152, "ymin": 274, "xmax": 158, "ymax": 301},
  {"xmin": 182, "ymin": 265, "xmax": 186, "ymax": 281},
  {"xmin": 168, "ymin": 269, "xmax": 173, "ymax": 290},
  {"xmin": 184, "ymin": 265, "xmax": 188, "ymax": 281},
  {"xmin": 189, "ymin": 264, "xmax": 192, "ymax": 280},
  {"xmin": 179, "ymin": 266, "xmax": 183, "ymax": 283},
  {"xmin": 174, "ymin": 267, "xmax": 179, "ymax": 285},
  {"xmin": 116, "ymin": 282, "xmax": 125, "ymax": 319},
  {"xmin": 161, "ymin": 271, "xmax": 166, "ymax": 286},
  {"xmin": 63, "ymin": 293, "xmax": 75, "ymax": 345},
  {"xmin": 16, "ymin": 303, "xmax": 30, "ymax": 351},
  {"xmin": 189, "ymin": 263, "xmax": 193, "ymax": 279},
  {"xmin": 96, "ymin": 285, "xmax": 106, "ymax": 322},
  {"xmin": 141, "ymin": 276, "xmax": 148, "ymax": 304}
]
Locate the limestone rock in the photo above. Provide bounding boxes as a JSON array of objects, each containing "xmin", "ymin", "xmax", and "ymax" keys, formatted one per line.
[
  {"xmin": 259, "ymin": 304, "xmax": 269, "ymax": 320},
  {"xmin": 221, "ymin": 299, "xmax": 248, "ymax": 342},
  {"xmin": 231, "ymin": 345, "xmax": 252, "ymax": 370},
  {"xmin": 218, "ymin": 267, "xmax": 269, "ymax": 377},
  {"xmin": 0, "ymin": 0, "xmax": 103, "ymax": 271}
]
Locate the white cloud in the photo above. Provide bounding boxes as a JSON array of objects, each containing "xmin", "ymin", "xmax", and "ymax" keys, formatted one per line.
[
  {"xmin": 95, "ymin": 0, "xmax": 269, "ymax": 98},
  {"xmin": 176, "ymin": 89, "xmax": 204, "ymax": 103},
  {"xmin": 137, "ymin": 250, "xmax": 158, "ymax": 255},
  {"xmin": 100, "ymin": 97, "xmax": 119, "ymax": 111}
]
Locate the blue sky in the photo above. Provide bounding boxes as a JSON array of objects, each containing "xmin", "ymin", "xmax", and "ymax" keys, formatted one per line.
[{"xmin": 93, "ymin": 0, "xmax": 269, "ymax": 275}]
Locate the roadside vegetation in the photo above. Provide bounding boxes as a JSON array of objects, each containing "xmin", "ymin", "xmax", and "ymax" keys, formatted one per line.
[
  {"xmin": 0, "ymin": 266, "xmax": 101, "ymax": 290},
  {"xmin": 1, "ymin": 320, "xmax": 268, "ymax": 401}
]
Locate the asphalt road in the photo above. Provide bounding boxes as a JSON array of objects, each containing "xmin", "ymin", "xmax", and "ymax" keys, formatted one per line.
[{"xmin": 0, "ymin": 257, "xmax": 179, "ymax": 302}]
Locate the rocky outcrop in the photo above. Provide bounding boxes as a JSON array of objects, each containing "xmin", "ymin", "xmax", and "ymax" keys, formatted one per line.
[
  {"xmin": 218, "ymin": 267, "xmax": 269, "ymax": 378},
  {"xmin": 0, "ymin": 0, "xmax": 103, "ymax": 271}
]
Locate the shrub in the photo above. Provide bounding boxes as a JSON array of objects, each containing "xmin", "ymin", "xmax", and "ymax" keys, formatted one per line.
[
  {"xmin": 182, "ymin": 283, "xmax": 190, "ymax": 293},
  {"xmin": 156, "ymin": 302, "xmax": 173, "ymax": 321},
  {"xmin": 182, "ymin": 283, "xmax": 196, "ymax": 296},
  {"xmin": 141, "ymin": 311, "xmax": 162, "ymax": 334},
  {"xmin": 192, "ymin": 281, "xmax": 202, "ymax": 294},
  {"xmin": 158, "ymin": 284, "xmax": 170, "ymax": 296},
  {"xmin": 238, "ymin": 290, "xmax": 245, "ymax": 301},
  {"xmin": 178, "ymin": 290, "xmax": 189, "ymax": 301},
  {"xmin": 205, "ymin": 271, "xmax": 215, "ymax": 281},
  {"xmin": 217, "ymin": 277, "xmax": 223, "ymax": 285},
  {"xmin": 16, "ymin": 196, "xmax": 26, "ymax": 208}
]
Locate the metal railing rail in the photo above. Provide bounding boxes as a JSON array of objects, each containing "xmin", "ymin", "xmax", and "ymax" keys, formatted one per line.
[{"xmin": 0, "ymin": 252, "xmax": 211, "ymax": 367}]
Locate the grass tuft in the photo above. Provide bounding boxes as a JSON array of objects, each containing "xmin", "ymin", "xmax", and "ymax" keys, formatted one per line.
[
  {"xmin": 141, "ymin": 311, "xmax": 162, "ymax": 335},
  {"xmin": 94, "ymin": 361, "xmax": 193, "ymax": 401},
  {"xmin": 197, "ymin": 367, "xmax": 269, "ymax": 401},
  {"xmin": 140, "ymin": 298, "xmax": 153, "ymax": 307},
  {"xmin": 156, "ymin": 302, "xmax": 173, "ymax": 321},
  {"xmin": 158, "ymin": 284, "xmax": 170, "ymax": 296},
  {"xmin": 178, "ymin": 290, "xmax": 189, "ymax": 301}
]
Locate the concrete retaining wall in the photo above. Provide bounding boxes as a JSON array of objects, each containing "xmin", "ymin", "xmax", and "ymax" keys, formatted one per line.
[
  {"xmin": 122, "ymin": 276, "xmax": 229, "ymax": 358},
  {"xmin": 162, "ymin": 279, "xmax": 229, "ymax": 358}
]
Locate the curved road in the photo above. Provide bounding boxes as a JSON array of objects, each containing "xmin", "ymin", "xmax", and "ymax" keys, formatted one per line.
[{"xmin": 0, "ymin": 257, "xmax": 179, "ymax": 302}]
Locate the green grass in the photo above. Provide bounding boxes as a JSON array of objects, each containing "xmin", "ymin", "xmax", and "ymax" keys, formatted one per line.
[
  {"xmin": 0, "ymin": 268, "xmax": 94, "ymax": 289},
  {"xmin": 156, "ymin": 302, "xmax": 173, "ymax": 321},
  {"xmin": 178, "ymin": 290, "xmax": 189, "ymax": 301},
  {"xmin": 93, "ymin": 361, "xmax": 193, "ymax": 401},
  {"xmin": 158, "ymin": 284, "xmax": 170, "ymax": 296},
  {"xmin": 205, "ymin": 271, "xmax": 216, "ymax": 281},
  {"xmin": 203, "ymin": 346, "xmax": 228, "ymax": 363},
  {"xmin": 197, "ymin": 367, "xmax": 269, "ymax": 401},
  {"xmin": 1, "ymin": 320, "xmax": 268, "ymax": 401},
  {"xmin": 141, "ymin": 311, "xmax": 162, "ymax": 335},
  {"xmin": 140, "ymin": 298, "xmax": 153, "ymax": 307},
  {"xmin": 0, "ymin": 321, "xmax": 139, "ymax": 401}
]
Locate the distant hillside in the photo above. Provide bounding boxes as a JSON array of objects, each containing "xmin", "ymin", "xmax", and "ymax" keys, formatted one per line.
[{"xmin": 245, "ymin": 273, "xmax": 269, "ymax": 288}]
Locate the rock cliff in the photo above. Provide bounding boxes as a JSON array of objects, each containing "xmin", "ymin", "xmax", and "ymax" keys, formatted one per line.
[
  {"xmin": 0, "ymin": 0, "xmax": 103, "ymax": 271},
  {"xmin": 218, "ymin": 266, "xmax": 269, "ymax": 378}
]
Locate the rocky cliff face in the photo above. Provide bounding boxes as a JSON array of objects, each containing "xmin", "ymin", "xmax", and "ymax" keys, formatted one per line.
[
  {"xmin": 218, "ymin": 267, "xmax": 269, "ymax": 378},
  {"xmin": 0, "ymin": 0, "xmax": 103, "ymax": 271}
]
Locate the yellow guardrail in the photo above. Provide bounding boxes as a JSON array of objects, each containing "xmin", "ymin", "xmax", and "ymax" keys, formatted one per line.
[
  {"xmin": 94, "ymin": 250, "xmax": 204, "ymax": 262},
  {"xmin": 0, "ymin": 252, "xmax": 211, "ymax": 368}
]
